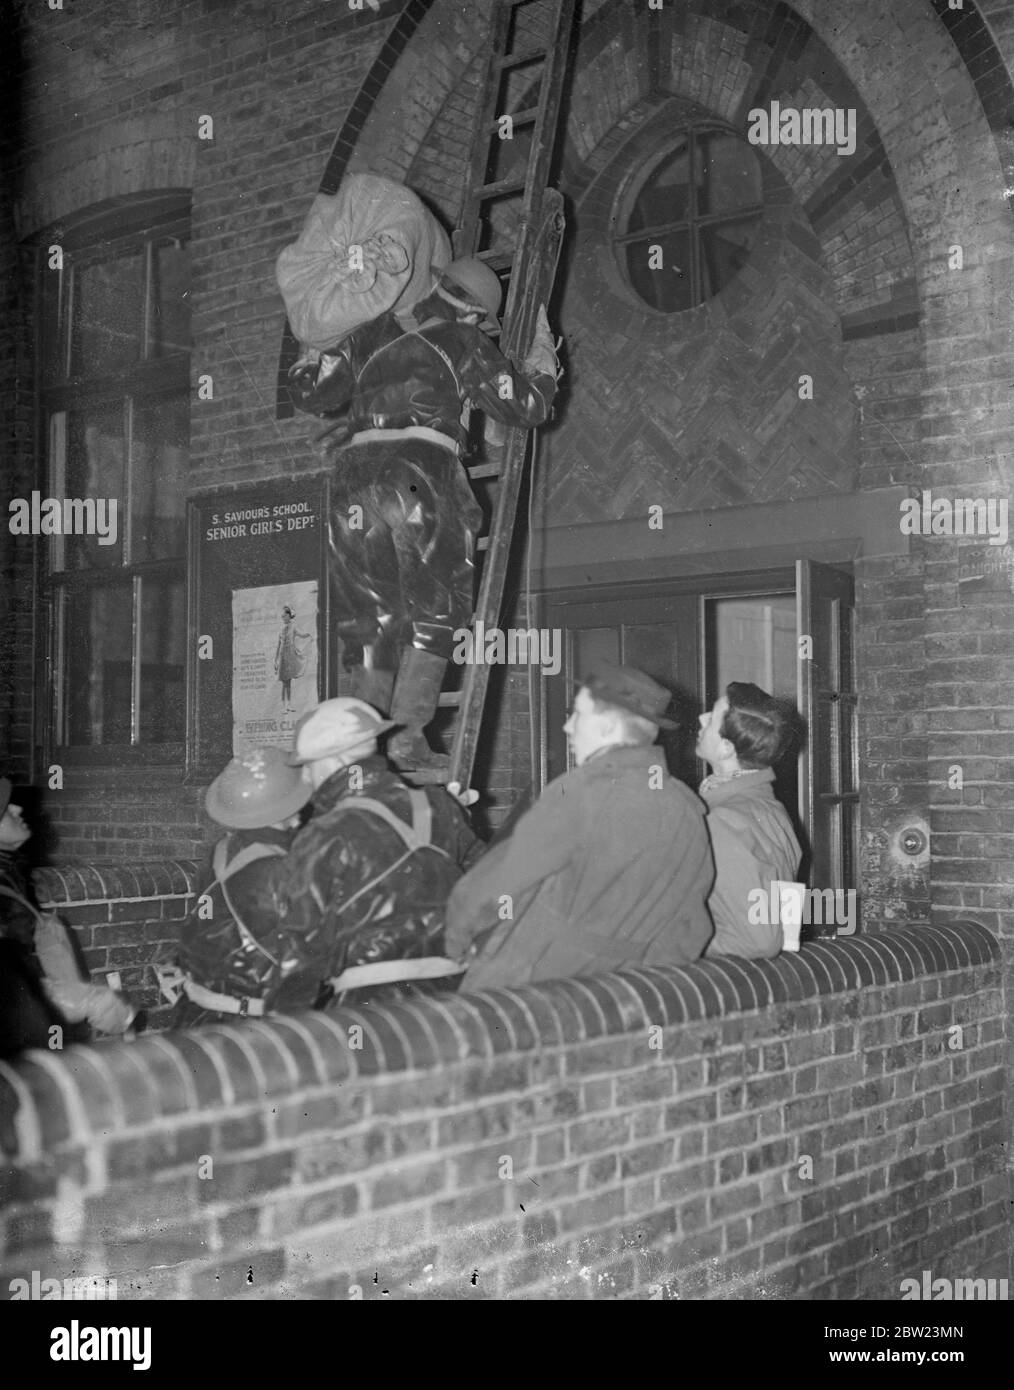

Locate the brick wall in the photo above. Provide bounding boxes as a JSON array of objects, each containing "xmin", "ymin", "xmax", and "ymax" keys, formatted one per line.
[
  {"xmin": 33, "ymin": 861, "xmax": 200, "ymax": 1025},
  {"xmin": 0, "ymin": 922, "xmax": 1005, "ymax": 1300}
]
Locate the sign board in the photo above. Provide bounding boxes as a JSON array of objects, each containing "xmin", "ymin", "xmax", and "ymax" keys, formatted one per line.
[
  {"xmin": 957, "ymin": 544, "xmax": 1014, "ymax": 598},
  {"xmin": 186, "ymin": 477, "xmax": 331, "ymax": 777}
]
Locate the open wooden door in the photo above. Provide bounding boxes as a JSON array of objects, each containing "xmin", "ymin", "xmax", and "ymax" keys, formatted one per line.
[{"xmin": 796, "ymin": 560, "xmax": 858, "ymax": 925}]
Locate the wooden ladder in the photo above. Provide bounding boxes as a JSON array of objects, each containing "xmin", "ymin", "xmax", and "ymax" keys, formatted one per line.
[{"xmin": 413, "ymin": 0, "xmax": 575, "ymax": 790}]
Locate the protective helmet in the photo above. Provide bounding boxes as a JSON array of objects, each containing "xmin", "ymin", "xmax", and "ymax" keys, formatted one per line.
[
  {"xmin": 288, "ymin": 698, "xmax": 396, "ymax": 766},
  {"xmin": 205, "ymin": 747, "xmax": 312, "ymax": 830},
  {"xmin": 437, "ymin": 257, "xmax": 502, "ymax": 330}
]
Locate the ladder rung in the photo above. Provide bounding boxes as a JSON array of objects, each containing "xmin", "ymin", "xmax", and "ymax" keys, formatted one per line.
[
  {"xmin": 467, "ymin": 462, "xmax": 500, "ymax": 480},
  {"xmin": 476, "ymin": 251, "xmax": 514, "ymax": 271},
  {"xmin": 494, "ymin": 46, "xmax": 548, "ymax": 71},
  {"xmin": 470, "ymin": 176, "xmax": 528, "ymax": 201},
  {"xmin": 489, "ymin": 106, "xmax": 539, "ymax": 132},
  {"xmin": 437, "ymin": 690, "xmax": 463, "ymax": 707}
]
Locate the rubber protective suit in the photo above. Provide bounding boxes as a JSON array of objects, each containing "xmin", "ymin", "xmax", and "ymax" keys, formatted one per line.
[{"xmin": 290, "ymin": 289, "xmax": 558, "ymax": 671}]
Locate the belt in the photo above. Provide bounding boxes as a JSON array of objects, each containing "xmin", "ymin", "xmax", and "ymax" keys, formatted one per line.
[
  {"xmin": 346, "ymin": 425, "xmax": 460, "ymax": 453},
  {"xmin": 330, "ymin": 956, "xmax": 465, "ymax": 992},
  {"xmin": 183, "ymin": 978, "xmax": 268, "ymax": 1017},
  {"xmin": 162, "ymin": 970, "xmax": 269, "ymax": 1018}
]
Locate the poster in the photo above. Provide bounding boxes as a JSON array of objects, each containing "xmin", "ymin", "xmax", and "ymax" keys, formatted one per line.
[
  {"xmin": 231, "ymin": 580, "xmax": 319, "ymax": 755},
  {"xmin": 188, "ymin": 479, "xmax": 330, "ymax": 777}
]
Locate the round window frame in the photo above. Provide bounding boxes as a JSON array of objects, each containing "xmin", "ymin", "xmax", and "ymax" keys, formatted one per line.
[{"xmin": 609, "ymin": 122, "xmax": 765, "ymax": 318}]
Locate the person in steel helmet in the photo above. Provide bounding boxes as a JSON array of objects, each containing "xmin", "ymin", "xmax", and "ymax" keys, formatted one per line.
[
  {"xmin": 164, "ymin": 746, "xmax": 314, "ymax": 1027},
  {"xmin": 289, "ymin": 254, "xmax": 560, "ymax": 769},
  {"xmin": 274, "ymin": 697, "xmax": 481, "ymax": 1009}
]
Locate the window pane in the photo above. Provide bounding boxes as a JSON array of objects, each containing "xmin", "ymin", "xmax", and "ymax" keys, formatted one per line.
[
  {"xmin": 625, "ymin": 232, "xmax": 692, "ymax": 312},
  {"xmin": 65, "ymin": 404, "xmax": 125, "ymax": 568},
  {"xmin": 712, "ymin": 597, "xmax": 796, "ymax": 697},
  {"xmin": 622, "ymin": 624, "xmax": 679, "ymax": 686},
  {"xmin": 131, "ymin": 392, "xmax": 189, "ymax": 560},
  {"xmin": 149, "ymin": 239, "xmax": 191, "ymax": 357},
  {"xmin": 699, "ymin": 219, "xmax": 760, "ymax": 298},
  {"xmin": 698, "ymin": 131, "xmax": 762, "ymax": 215},
  {"xmin": 628, "ymin": 140, "xmax": 691, "ymax": 230},
  {"xmin": 140, "ymin": 576, "xmax": 186, "ymax": 742},
  {"xmin": 70, "ymin": 250, "xmax": 144, "ymax": 375},
  {"xmin": 63, "ymin": 585, "xmax": 134, "ymax": 745}
]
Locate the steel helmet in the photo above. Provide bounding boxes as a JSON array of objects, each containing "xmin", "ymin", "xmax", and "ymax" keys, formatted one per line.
[
  {"xmin": 205, "ymin": 746, "xmax": 313, "ymax": 829},
  {"xmin": 437, "ymin": 257, "xmax": 502, "ymax": 330},
  {"xmin": 287, "ymin": 697, "xmax": 396, "ymax": 766}
]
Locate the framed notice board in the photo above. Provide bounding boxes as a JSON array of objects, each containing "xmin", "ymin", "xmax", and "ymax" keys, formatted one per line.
[{"xmin": 186, "ymin": 476, "xmax": 332, "ymax": 778}]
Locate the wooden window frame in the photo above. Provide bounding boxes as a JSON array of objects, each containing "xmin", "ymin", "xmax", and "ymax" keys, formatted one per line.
[{"xmin": 30, "ymin": 194, "xmax": 191, "ymax": 770}]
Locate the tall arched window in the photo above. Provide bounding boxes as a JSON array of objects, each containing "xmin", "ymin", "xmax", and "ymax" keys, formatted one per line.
[
  {"xmin": 32, "ymin": 192, "xmax": 190, "ymax": 759},
  {"xmin": 612, "ymin": 125, "xmax": 763, "ymax": 313}
]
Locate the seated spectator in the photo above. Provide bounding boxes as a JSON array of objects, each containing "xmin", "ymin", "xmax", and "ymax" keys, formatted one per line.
[
  {"xmin": 0, "ymin": 777, "xmax": 134, "ymax": 1058},
  {"xmin": 695, "ymin": 682, "xmax": 803, "ymax": 959},
  {"xmin": 445, "ymin": 664, "xmax": 714, "ymax": 989},
  {"xmin": 163, "ymin": 747, "xmax": 313, "ymax": 1027},
  {"xmin": 278, "ymin": 698, "xmax": 481, "ymax": 1007}
]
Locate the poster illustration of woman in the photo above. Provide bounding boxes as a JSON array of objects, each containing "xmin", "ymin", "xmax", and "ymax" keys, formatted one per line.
[{"xmin": 274, "ymin": 606, "xmax": 312, "ymax": 711}]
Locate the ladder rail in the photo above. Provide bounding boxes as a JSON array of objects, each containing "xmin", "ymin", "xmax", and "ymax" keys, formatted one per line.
[
  {"xmin": 405, "ymin": 0, "xmax": 575, "ymax": 793},
  {"xmin": 449, "ymin": 190, "xmax": 566, "ymax": 789}
]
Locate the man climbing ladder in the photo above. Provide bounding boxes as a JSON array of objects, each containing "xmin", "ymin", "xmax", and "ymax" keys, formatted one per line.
[{"xmin": 286, "ymin": 255, "xmax": 559, "ymax": 769}]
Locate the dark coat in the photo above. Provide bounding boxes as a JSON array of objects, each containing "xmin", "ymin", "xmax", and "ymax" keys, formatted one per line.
[
  {"xmin": 444, "ymin": 743, "xmax": 715, "ymax": 990},
  {"xmin": 170, "ymin": 823, "xmax": 301, "ymax": 1027},
  {"xmin": 0, "ymin": 850, "xmax": 84, "ymax": 1058},
  {"xmin": 278, "ymin": 755, "xmax": 482, "ymax": 1008}
]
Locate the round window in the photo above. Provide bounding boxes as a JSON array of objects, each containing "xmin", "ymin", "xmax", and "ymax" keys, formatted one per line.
[{"xmin": 612, "ymin": 125, "xmax": 764, "ymax": 313}]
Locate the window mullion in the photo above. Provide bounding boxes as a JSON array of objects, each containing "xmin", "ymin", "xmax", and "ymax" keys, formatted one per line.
[
  {"xmin": 124, "ymin": 394, "xmax": 135, "ymax": 565},
  {"xmin": 688, "ymin": 132, "xmax": 699, "ymax": 306},
  {"xmin": 131, "ymin": 574, "xmax": 143, "ymax": 746},
  {"xmin": 142, "ymin": 238, "xmax": 154, "ymax": 360}
]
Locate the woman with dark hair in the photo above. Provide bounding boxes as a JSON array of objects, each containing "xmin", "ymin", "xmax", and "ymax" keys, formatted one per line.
[{"xmin": 274, "ymin": 606, "xmax": 312, "ymax": 712}]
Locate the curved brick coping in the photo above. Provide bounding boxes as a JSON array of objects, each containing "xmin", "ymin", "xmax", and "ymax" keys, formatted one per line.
[
  {"xmin": 32, "ymin": 860, "xmax": 201, "ymax": 906},
  {"xmin": 0, "ymin": 922, "xmax": 996, "ymax": 1160}
]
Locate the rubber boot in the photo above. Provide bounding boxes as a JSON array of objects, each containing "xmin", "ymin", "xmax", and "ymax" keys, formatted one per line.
[
  {"xmin": 388, "ymin": 648, "xmax": 450, "ymax": 769},
  {"xmin": 347, "ymin": 664, "xmax": 395, "ymax": 715}
]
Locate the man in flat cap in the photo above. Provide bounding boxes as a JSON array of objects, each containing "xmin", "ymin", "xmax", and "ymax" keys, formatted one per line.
[{"xmin": 444, "ymin": 665, "xmax": 714, "ymax": 990}]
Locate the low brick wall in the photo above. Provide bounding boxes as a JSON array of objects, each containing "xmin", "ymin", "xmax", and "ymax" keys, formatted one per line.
[
  {"xmin": 0, "ymin": 923, "xmax": 1006, "ymax": 1300},
  {"xmin": 33, "ymin": 861, "xmax": 200, "ymax": 1023}
]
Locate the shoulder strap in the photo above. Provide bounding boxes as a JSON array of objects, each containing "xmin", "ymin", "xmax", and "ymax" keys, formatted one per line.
[
  {"xmin": 315, "ymin": 790, "xmax": 451, "ymax": 868},
  {"xmin": 319, "ymin": 791, "xmax": 437, "ymax": 853},
  {"xmin": 212, "ymin": 838, "xmax": 287, "ymax": 884},
  {"xmin": 0, "ymin": 882, "xmax": 45, "ymax": 929},
  {"xmin": 411, "ymin": 324, "xmax": 463, "ymax": 395},
  {"xmin": 208, "ymin": 837, "xmax": 288, "ymax": 967}
]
